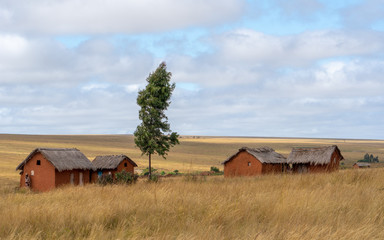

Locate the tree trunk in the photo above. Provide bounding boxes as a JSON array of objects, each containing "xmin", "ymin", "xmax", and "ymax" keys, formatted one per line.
[{"xmin": 148, "ymin": 153, "xmax": 152, "ymax": 180}]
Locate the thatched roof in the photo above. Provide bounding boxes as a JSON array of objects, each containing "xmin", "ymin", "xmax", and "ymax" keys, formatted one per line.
[
  {"xmin": 16, "ymin": 148, "xmax": 92, "ymax": 172},
  {"xmin": 287, "ymin": 145, "xmax": 344, "ymax": 165},
  {"xmin": 354, "ymin": 162, "xmax": 370, "ymax": 167},
  {"xmin": 222, "ymin": 147, "xmax": 287, "ymax": 165},
  {"xmin": 92, "ymin": 155, "xmax": 137, "ymax": 170}
]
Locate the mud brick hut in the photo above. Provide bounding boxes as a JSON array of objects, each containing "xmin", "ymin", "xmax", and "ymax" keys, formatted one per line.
[
  {"xmin": 16, "ymin": 148, "xmax": 93, "ymax": 192},
  {"xmin": 353, "ymin": 162, "xmax": 371, "ymax": 169},
  {"xmin": 287, "ymin": 145, "xmax": 344, "ymax": 173},
  {"xmin": 91, "ymin": 154, "xmax": 137, "ymax": 182},
  {"xmin": 222, "ymin": 147, "xmax": 287, "ymax": 177}
]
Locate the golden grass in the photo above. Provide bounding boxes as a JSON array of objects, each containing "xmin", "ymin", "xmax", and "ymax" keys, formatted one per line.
[
  {"xmin": 1, "ymin": 169, "xmax": 384, "ymax": 239},
  {"xmin": 1, "ymin": 134, "xmax": 384, "ymax": 239},
  {"xmin": 1, "ymin": 134, "xmax": 384, "ymax": 180}
]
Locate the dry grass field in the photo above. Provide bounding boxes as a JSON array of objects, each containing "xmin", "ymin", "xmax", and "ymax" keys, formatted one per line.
[{"xmin": 1, "ymin": 134, "xmax": 384, "ymax": 239}]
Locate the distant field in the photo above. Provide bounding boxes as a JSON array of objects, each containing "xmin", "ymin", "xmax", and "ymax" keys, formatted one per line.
[
  {"xmin": 1, "ymin": 134, "xmax": 384, "ymax": 239},
  {"xmin": 1, "ymin": 134, "xmax": 384, "ymax": 187}
]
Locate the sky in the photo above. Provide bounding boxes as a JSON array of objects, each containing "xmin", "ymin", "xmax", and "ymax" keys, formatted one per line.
[{"xmin": 0, "ymin": 0, "xmax": 383, "ymax": 139}]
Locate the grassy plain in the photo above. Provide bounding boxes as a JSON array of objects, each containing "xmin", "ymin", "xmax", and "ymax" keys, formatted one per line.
[
  {"xmin": 1, "ymin": 134, "xmax": 384, "ymax": 239},
  {"xmin": 2, "ymin": 170, "xmax": 384, "ymax": 239}
]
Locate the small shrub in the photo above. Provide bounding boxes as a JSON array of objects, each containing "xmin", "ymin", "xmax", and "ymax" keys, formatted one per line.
[
  {"xmin": 210, "ymin": 166, "xmax": 223, "ymax": 175},
  {"xmin": 115, "ymin": 170, "xmax": 138, "ymax": 184},
  {"xmin": 142, "ymin": 167, "xmax": 158, "ymax": 176},
  {"xmin": 98, "ymin": 174, "xmax": 114, "ymax": 185},
  {"xmin": 148, "ymin": 174, "xmax": 159, "ymax": 183},
  {"xmin": 173, "ymin": 169, "xmax": 179, "ymax": 175},
  {"xmin": 160, "ymin": 171, "xmax": 166, "ymax": 176}
]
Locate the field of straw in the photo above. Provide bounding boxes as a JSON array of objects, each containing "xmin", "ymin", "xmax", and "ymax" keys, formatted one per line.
[{"xmin": 1, "ymin": 134, "xmax": 384, "ymax": 239}]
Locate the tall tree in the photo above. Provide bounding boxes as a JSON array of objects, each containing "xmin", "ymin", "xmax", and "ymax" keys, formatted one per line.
[{"xmin": 134, "ymin": 62, "xmax": 179, "ymax": 179}]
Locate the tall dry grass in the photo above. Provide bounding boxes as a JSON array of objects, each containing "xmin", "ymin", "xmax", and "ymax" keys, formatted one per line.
[{"xmin": 2, "ymin": 169, "xmax": 384, "ymax": 239}]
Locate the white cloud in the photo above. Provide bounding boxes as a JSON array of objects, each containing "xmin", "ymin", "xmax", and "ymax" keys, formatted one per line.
[
  {"xmin": 0, "ymin": 0, "xmax": 245, "ymax": 34},
  {"xmin": 0, "ymin": 34, "xmax": 27, "ymax": 56},
  {"xmin": 212, "ymin": 29, "xmax": 384, "ymax": 67},
  {"xmin": 124, "ymin": 84, "xmax": 140, "ymax": 93},
  {"xmin": 81, "ymin": 83, "xmax": 110, "ymax": 92},
  {"xmin": 0, "ymin": 1, "xmax": 383, "ymax": 140}
]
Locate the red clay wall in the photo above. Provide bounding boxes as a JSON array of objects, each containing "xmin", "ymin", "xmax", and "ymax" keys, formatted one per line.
[
  {"xmin": 309, "ymin": 151, "xmax": 341, "ymax": 173},
  {"xmin": 262, "ymin": 163, "xmax": 284, "ymax": 174},
  {"xmin": 19, "ymin": 153, "xmax": 56, "ymax": 192},
  {"xmin": 224, "ymin": 152, "xmax": 263, "ymax": 177},
  {"xmin": 91, "ymin": 159, "xmax": 136, "ymax": 182},
  {"xmin": 117, "ymin": 159, "xmax": 135, "ymax": 173},
  {"xmin": 55, "ymin": 169, "xmax": 90, "ymax": 188}
]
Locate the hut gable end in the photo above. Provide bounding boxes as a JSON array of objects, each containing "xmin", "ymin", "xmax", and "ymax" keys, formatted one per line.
[
  {"xmin": 92, "ymin": 155, "xmax": 138, "ymax": 170},
  {"xmin": 222, "ymin": 147, "xmax": 286, "ymax": 165},
  {"xmin": 287, "ymin": 145, "xmax": 344, "ymax": 165},
  {"xmin": 16, "ymin": 148, "xmax": 92, "ymax": 172}
]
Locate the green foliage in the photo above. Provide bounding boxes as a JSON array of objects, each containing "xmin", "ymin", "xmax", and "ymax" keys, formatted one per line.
[
  {"xmin": 115, "ymin": 170, "xmax": 138, "ymax": 184},
  {"xmin": 173, "ymin": 169, "xmax": 179, "ymax": 175},
  {"xmin": 134, "ymin": 62, "xmax": 179, "ymax": 158},
  {"xmin": 358, "ymin": 159, "xmax": 369, "ymax": 163},
  {"xmin": 97, "ymin": 174, "xmax": 114, "ymax": 185},
  {"xmin": 142, "ymin": 167, "xmax": 157, "ymax": 176},
  {"xmin": 160, "ymin": 171, "xmax": 166, "ymax": 176},
  {"xmin": 359, "ymin": 153, "xmax": 379, "ymax": 163},
  {"xmin": 210, "ymin": 166, "xmax": 223, "ymax": 175},
  {"xmin": 148, "ymin": 174, "xmax": 159, "ymax": 183},
  {"xmin": 134, "ymin": 62, "xmax": 179, "ymax": 179}
]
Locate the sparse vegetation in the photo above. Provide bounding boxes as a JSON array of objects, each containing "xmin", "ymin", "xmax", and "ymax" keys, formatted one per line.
[
  {"xmin": 2, "ymin": 170, "xmax": 384, "ymax": 239},
  {"xmin": 97, "ymin": 174, "xmax": 114, "ymax": 185},
  {"xmin": 1, "ymin": 134, "xmax": 384, "ymax": 238},
  {"xmin": 210, "ymin": 166, "xmax": 220, "ymax": 173},
  {"xmin": 358, "ymin": 153, "xmax": 379, "ymax": 163},
  {"xmin": 141, "ymin": 167, "xmax": 158, "ymax": 176},
  {"xmin": 115, "ymin": 170, "xmax": 138, "ymax": 184}
]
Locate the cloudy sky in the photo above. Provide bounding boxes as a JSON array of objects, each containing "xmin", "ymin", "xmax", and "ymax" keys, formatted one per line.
[{"xmin": 0, "ymin": 0, "xmax": 383, "ymax": 139}]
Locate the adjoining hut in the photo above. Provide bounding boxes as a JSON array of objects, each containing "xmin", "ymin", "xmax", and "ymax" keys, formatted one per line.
[
  {"xmin": 16, "ymin": 148, "xmax": 93, "ymax": 192},
  {"xmin": 287, "ymin": 145, "xmax": 344, "ymax": 173},
  {"xmin": 353, "ymin": 162, "xmax": 371, "ymax": 169},
  {"xmin": 91, "ymin": 154, "xmax": 137, "ymax": 182},
  {"xmin": 222, "ymin": 147, "xmax": 287, "ymax": 177}
]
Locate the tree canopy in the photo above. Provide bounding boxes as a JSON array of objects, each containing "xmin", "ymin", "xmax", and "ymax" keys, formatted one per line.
[{"xmin": 134, "ymin": 62, "xmax": 179, "ymax": 178}]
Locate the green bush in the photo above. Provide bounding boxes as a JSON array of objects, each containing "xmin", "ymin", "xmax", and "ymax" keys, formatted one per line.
[
  {"xmin": 210, "ymin": 166, "xmax": 220, "ymax": 173},
  {"xmin": 148, "ymin": 174, "xmax": 159, "ymax": 183},
  {"xmin": 142, "ymin": 167, "xmax": 158, "ymax": 176},
  {"xmin": 97, "ymin": 174, "xmax": 114, "ymax": 185},
  {"xmin": 358, "ymin": 159, "xmax": 370, "ymax": 163},
  {"xmin": 115, "ymin": 170, "xmax": 138, "ymax": 184}
]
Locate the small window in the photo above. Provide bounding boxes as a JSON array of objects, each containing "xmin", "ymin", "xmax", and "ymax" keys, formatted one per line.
[
  {"xmin": 248, "ymin": 162, "xmax": 251, "ymax": 166},
  {"xmin": 124, "ymin": 162, "xmax": 127, "ymax": 167},
  {"xmin": 36, "ymin": 160, "xmax": 41, "ymax": 165}
]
